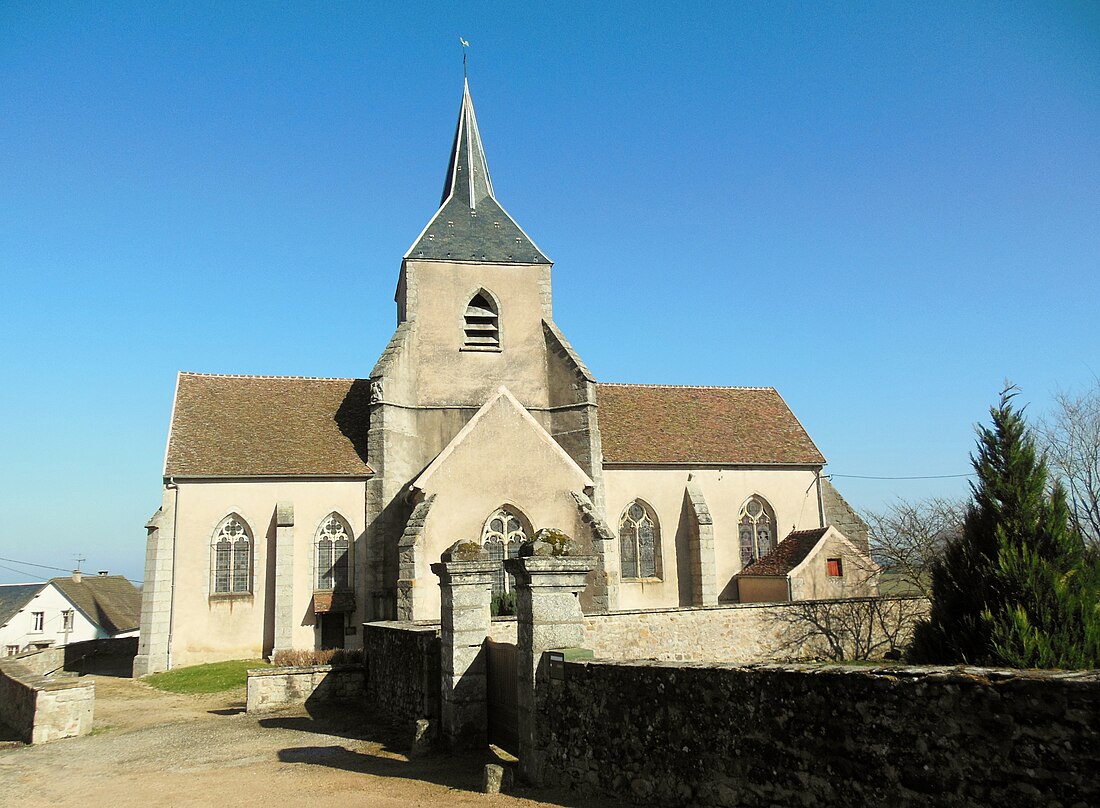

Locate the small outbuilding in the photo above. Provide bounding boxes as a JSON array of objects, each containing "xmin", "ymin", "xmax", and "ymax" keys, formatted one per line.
[{"xmin": 735, "ymin": 526, "xmax": 879, "ymax": 603}]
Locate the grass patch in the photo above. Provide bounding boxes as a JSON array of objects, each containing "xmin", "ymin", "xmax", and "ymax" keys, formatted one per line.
[{"xmin": 144, "ymin": 659, "xmax": 268, "ymax": 694}]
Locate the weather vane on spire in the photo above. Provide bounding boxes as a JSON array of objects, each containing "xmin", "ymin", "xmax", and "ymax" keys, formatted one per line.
[{"xmin": 460, "ymin": 37, "xmax": 470, "ymax": 78}]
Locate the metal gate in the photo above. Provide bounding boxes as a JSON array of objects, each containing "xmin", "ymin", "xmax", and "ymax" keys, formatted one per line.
[{"xmin": 486, "ymin": 639, "xmax": 519, "ymax": 754}]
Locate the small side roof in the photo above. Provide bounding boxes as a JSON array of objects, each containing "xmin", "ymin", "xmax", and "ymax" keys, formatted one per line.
[
  {"xmin": 48, "ymin": 575, "xmax": 142, "ymax": 635},
  {"xmin": 597, "ymin": 384, "xmax": 826, "ymax": 466},
  {"xmin": 0, "ymin": 583, "xmax": 44, "ymax": 628},
  {"xmin": 165, "ymin": 373, "xmax": 373, "ymax": 478},
  {"xmin": 737, "ymin": 528, "xmax": 830, "ymax": 577}
]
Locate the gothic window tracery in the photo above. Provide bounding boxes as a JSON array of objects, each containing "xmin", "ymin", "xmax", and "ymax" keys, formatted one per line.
[
  {"xmin": 212, "ymin": 514, "xmax": 252, "ymax": 595},
  {"xmin": 481, "ymin": 506, "xmax": 527, "ymax": 596},
  {"xmin": 316, "ymin": 513, "xmax": 352, "ymax": 591},
  {"xmin": 619, "ymin": 500, "xmax": 660, "ymax": 579},
  {"xmin": 739, "ymin": 496, "xmax": 777, "ymax": 569}
]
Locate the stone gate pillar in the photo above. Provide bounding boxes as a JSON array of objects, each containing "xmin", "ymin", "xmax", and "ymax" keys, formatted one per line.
[
  {"xmin": 506, "ymin": 537, "xmax": 595, "ymax": 786},
  {"xmin": 272, "ymin": 502, "xmax": 295, "ymax": 657},
  {"xmin": 431, "ymin": 540, "xmax": 496, "ymax": 750}
]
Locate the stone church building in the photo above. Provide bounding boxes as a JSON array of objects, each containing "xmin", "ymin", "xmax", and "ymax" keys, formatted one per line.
[{"xmin": 134, "ymin": 81, "xmax": 875, "ymax": 675}]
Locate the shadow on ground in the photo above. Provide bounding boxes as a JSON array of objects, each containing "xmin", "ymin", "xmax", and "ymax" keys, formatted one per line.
[{"xmin": 265, "ymin": 703, "xmax": 627, "ymax": 808}]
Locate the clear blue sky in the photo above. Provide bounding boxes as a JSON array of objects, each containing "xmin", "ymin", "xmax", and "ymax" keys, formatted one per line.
[{"xmin": 1, "ymin": 2, "xmax": 1097, "ymax": 585}]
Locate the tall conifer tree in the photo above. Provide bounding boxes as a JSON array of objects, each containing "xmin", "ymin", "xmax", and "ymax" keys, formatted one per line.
[{"xmin": 910, "ymin": 387, "xmax": 1100, "ymax": 667}]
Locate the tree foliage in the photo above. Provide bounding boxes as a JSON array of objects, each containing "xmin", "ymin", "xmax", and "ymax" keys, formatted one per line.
[{"xmin": 910, "ymin": 387, "xmax": 1100, "ymax": 668}]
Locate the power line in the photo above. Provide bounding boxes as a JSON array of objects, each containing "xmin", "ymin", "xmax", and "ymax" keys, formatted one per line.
[
  {"xmin": 827, "ymin": 473, "xmax": 975, "ymax": 481},
  {"xmin": 0, "ymin": 556, "xmax": 71, "ymax": 573}
]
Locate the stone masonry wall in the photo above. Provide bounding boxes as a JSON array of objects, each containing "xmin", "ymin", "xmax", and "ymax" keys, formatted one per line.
[
  {"xmin": 584, "ymin": 598, "xmax": 928, "ymax": 663},
  {"xmin": 541, "ymin": 660, "xmax": 1100, "ymax": 807},
  {"xmin": 246, "ymin": 665, "xmax": 365, "ymax": 713},
  {"xmin": 363, "ymin": 621, "xmax": 441, "ymax": 736},
  {"xmin": 0, "ymin": 653, "xmax": 95, "ymax": 744}
]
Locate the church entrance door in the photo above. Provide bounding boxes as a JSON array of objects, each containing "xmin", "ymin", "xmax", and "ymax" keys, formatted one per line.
[{"xmin": 319, "ymin": 613, "xmax": 345, "ymax": 650}]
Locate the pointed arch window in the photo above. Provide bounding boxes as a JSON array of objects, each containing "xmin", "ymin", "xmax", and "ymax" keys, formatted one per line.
[
  {"xmin": 481, "ymin": 506, "xmax": 528, "ymax": 596},
  {"xmin": 619, "ymin": 500, "xmax": 661, "ymax": 580},
  {"xmin": 212, "ymin": 514, "xmax": 252, "ymax": 594},
  {"xmin": 316, "ymin": 513, "xmax": 352, "ymax": 591},
  {"xmin": 463, "ymin": 291, "xmax": 500, "ymax": 350},
  {"xmin": 739, "ymin": 496, "xmax": 777, "ymax": 568}
]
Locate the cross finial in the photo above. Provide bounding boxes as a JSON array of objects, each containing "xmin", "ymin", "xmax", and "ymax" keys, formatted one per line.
[{"xmin": 460, "ymin": 37, "xmax": 470, "ymax": 78}]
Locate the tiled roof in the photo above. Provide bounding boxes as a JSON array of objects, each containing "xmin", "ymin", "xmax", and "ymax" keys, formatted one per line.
[
  {"xmin": 737, "ymin": 528, "xmax": 829, "ymax": 577},
  {"xmin": 165, "ymin": 373, "xmax": 373, "ymax": 477},
  {"xmin": 0, "ymin": 584, "xmax": 43, "ymax": 628},
  {"xmin": 596, "ymin": 384, "xmax": 825, "ymax": 466},
  {"xmin": 49, "ymin": 575, "xmax": 143, "ymax": 635}
]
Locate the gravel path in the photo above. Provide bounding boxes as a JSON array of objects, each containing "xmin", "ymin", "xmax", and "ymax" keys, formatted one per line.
[{"xmin": 0, "ymin": 676, "xmax": 615, "ymax": 808}]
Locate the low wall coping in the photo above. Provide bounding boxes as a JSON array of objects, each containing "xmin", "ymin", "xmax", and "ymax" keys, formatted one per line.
[
  {"xmin": 594, "ymin": 595, "xmax": 927, "ymax": 620},
  {"xmin": 247, "ymin": 664, "xmax": 364, "ymax": 678},
  {"xmin": 364, "ymin": 620, "xmax": 441, "ymax": 635},
  {"xmin": 562, "ymin": 658, "xmax": 1100, "ymax": 684}
]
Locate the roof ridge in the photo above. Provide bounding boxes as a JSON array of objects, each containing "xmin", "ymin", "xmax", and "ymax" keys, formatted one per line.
[
  {"xmin": 597, "ymin": 382, "xmax": 777, "ymax": 391},
  {"xmin": 179, "ymin": 371, "xmax": 362, "ymax": 382}
]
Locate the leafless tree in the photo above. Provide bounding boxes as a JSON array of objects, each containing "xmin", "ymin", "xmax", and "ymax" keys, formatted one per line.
[
  {"xmin": 771, "ymin": 596, "xmax": 929, "ymax": 662},
  {"xmin": 1038, "ymin": 380, "xmax": 1100, "ymax": 546},
  {"xmin": 864, "ymin": 497, "xmax": 966, "ymax": 598}
]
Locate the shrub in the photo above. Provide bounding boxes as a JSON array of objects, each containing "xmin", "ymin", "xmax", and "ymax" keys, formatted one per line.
[{"xmin": 271, "ymin": 648, "xmax": 364, "ymax": 667}]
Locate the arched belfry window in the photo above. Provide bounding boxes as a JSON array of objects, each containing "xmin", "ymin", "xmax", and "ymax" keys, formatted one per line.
[
  {"xmin": 316, "ymin": 513, "xmax": 352, "ymax": 591},
  {"xmin": 463, "ymin": 290, "xmax": 500, "ymax": 350},
  {"xmin": 739, "ymin": 496, "xmax": 777, "ymax": 568},
  {"xmin": 619, "ymin": 500, "xmax": 661, "ymax": 580},
  {"xmin": 481, "ymin": 506, "xmax": 528, "ymax": 596},
  {"xmin": 211, "ymin": 514, "xmax": 252, "ymax": 594}
]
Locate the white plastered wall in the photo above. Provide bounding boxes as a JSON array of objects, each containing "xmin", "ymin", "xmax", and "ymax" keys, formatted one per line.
[
  {"xmin": 168, "ymin": 479, "xmax": 367, "ymax": 667},
  {"xmin": 0, "ymin": 583, "xmax": 100, "ymax": 653},
  {"xmin": 603, "ymin": 467, "xmax": 823, "ymax": 610},
  {"xmin": 789, "ymin": 528, "xmax": 880, "ymax": 600}
]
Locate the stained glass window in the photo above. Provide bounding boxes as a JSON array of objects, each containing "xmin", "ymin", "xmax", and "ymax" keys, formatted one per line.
[
  {"xmin": 620, "ymin": 500, "xmax": 660, "ymax": 579},
  {"xmin": 212, "ymin": 515, "xmax": 251, "ymax": 594},
  {"xmin": 482, "ymin": 506, "xmax": 528, "ymax": 596},
  {"xmin": 738, "ymin": 496, "xmax": 777, "ymax": 569},
  {"xmin": 316, "ymin": 514, "xmax": 352, "ymax": 590}
]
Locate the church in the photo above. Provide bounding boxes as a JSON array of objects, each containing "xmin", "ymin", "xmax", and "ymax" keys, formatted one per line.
[{"xmin": 134, "ymin": 80, "xmax": 875, "ymax": 675}]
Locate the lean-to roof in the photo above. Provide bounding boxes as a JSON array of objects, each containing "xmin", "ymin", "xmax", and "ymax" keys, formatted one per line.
[{"xmin": 737, "ymin": 528, "xmax": 830, "ymax": 577}]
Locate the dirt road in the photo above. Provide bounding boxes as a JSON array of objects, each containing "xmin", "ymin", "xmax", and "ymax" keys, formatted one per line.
[{"xmin": 0, "ymin": 676, "xmax": 616, "ymax": 808}]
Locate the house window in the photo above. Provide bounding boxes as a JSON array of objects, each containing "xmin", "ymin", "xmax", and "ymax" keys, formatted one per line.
[
  {"xmin": 739, "ymin": 496, "xmax": 777, "ymax": 568},
  {"xmin": 482, "ymin": 506, "xmax": 528, "ymax": 596},
  {"xmin": 316, "ymin": 513, "xmax": 352, "ymax": 591},
  {"xmin": 5, "ymin": 645, "xmax": 18, "ymax": 656},
  {"xmin": 32, "ymin": 612, "xmax": 44, "ymax": 632},
  {"xmin": 62, "ymin": 610, "xmax": 74, "ymax": 631},
  {"xmin": 619, "ymin": 500, "xmax": 661, "ymax": 579},
  {"xmin": 826, "ymin": 558, "xmax": 843, "ymax": 577},
  {"xmin": 463, "ymin": 290, "xmax": 500, "ymax": 350},
  {"xmin": 211, "ymin": 514, "xmax": 252, "ymax": 594}
]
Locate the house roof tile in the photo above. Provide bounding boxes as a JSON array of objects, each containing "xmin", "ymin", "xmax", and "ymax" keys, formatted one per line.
[
  {"xmin": 737, "ymin": 527, "xmax": 829, "ymax": 577},
  {"xmin": 48, "ymin": 575, "xmax": 143, "ymax": 635},
  {"xmin": 165, "ymin": 373, "xmax": 373, "ymax": 478},
  {"xmin": 0, "ymin": 584, "xmax": 43, "ymax": 628},
  {"xmin": 597, "ymin": 384, "xmax": 825, "ymax": 466}
]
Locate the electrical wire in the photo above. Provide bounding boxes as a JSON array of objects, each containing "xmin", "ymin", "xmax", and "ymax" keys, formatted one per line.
[{"xmin": 826, "ymin": 473, "xmax": 975, "ymax": 481}]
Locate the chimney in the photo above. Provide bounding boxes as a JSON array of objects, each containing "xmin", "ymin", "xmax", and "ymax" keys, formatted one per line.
[
  {"xmin": 72, "ymin": 570, "xmax": 82, "ymax": 584},
  {"xmin": 97, "ymin": 570, "xmax": 109, "ymax": 577}
]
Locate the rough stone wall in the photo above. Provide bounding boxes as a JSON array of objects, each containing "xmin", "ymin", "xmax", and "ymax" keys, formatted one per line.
[
  {"xmin": 0, "ymin": 654, "xmax": 95, "ymax": 744},
  {"xmin": 540, "ymin": 661, "xmax": 1100, "ymax": 807},
  {"xmin": 245, "ymin": 664, "xmax": 365, "ymax": 712},
  {"xmin": 585, "ymin": 599, "xmax": 928, "ymax": 663},
  {"xmin": 363, "ymin": 621, "xmax": 441, "ymax": 736},
  {"xmin": 820, "ymin": 477, "xmax": 870, "ymax": 552}
]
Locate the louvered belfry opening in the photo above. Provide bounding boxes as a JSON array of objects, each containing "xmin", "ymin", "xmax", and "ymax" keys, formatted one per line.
[{"xmin": 464, "ymin": 291, "xmax": 500, "ymax": 349}]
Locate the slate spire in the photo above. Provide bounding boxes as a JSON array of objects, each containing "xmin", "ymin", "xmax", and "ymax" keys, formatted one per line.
[{"xmin": 405, "ymin": 80, "xmax": 549, "ymax": 264}]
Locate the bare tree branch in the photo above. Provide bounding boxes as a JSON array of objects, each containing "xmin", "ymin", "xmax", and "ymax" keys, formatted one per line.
[
  {"xmin": 1038, "ymin": 379, "xmax": 1100, "ymax": 545},
  {"xmin": 864, "ymin": 497, "xmax": 966, "ymax": 598}
]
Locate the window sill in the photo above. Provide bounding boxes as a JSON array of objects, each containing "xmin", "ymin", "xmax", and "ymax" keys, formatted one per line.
[
  {"xmin": 209, "ymin": 592, "xmax": 254, "ymax": 602},
  {"xmin": 621, "ymin": 577, "xmax": 664, "ymax": 584},
  {"xmin": 460, "ymin": 345, "xmax": 502, "ymax": 353}
]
